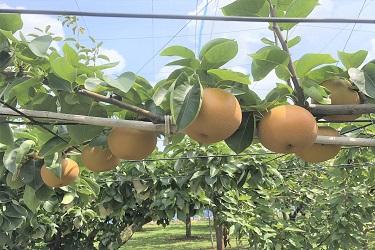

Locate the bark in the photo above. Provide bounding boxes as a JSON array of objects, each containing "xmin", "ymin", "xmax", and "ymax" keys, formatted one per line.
[
  {"xmin": 185, "ymin": 215, "xmax": 192, "ymax": 238},
  {"xmin": 213, "ymin": 212, "xmax": 224, "ymax": 250}
]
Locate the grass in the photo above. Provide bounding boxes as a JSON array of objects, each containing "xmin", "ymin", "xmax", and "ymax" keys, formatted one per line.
[{"xmin": 120, "ymin": 221, "xmax": 246, "ymax": 250}]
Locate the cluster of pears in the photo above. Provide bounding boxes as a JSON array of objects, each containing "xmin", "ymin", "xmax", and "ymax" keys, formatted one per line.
[
  {"xmin": 41, "ymin": 128, "xmax": 157, "ymax": 188},
  {"xmin": 40, "ymin": 88, "xmax": 241, "ymax": 188},
  {"xmin": 40, "ymin": 78, "xmax": 358, "ymax": 187},
  {"xmin": 259, "ymin": 78, "xmax": 360, "ymax": 163}
]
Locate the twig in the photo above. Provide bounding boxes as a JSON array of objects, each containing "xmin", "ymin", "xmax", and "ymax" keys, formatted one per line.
[
  {"xmin": 77, "ymin": 89, "xmax": 164, "ymax": 123},
  {"xmin": 268, "ymin": 1, "xmax": 305, "ymax": 106}
]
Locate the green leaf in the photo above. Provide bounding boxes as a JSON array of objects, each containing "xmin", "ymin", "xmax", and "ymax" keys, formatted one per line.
[
  {"xmin": 205, "ymin": 176, "xmax": 217, "ymax": 186},
  {"xmin": 295, "ymin": 53, "xmax": 337, "ymax": 77},
  {"xmin": 160, "ymin": 45, "xmax": 195, "ymax": 59},
  {"xmin": 29, "ymin": 94, "xmax": 58, "ymax": 112},
  {"xmin": 0, "ymin": 14, "xmax": 23, "ymax": 33},
  {"xmin": 176, "ymin": 81, "xmax": 203, "ymax": 130},
  {"xmin": 63, "ymin": 43, "xmax": 79, "ymax": 66},
  {"xmin": 207, "ymin": 69, "xmax": 250, "ymax": 84},
  {"xmin": 3, "ymin": 140, "xmax": 35, "ymax": 174},
  {"xmin": 28, "ymin": 35, "xmax": 52, "ymax": 58},
  {"xmin": 23, "ymin": 186, "xmax": 41, "ymax": 213},
  {"xmin": 10, "ymin": 78, "xmax": 41, "ymax": 105},
  {"xmin": 275, "ymin": 64, "xmax": 291, "ymax": 80},
  {"xmin": 1, "ymin": 216, "xmax": 24, "ymax": 232},
  {"xmin": 191, "ymin": 170, "xmax": 208, "ymax": 180},
  {"xmin": 287, "ymin": 36, "xmax": 301, "ymax": 48},
  {"xmin": 47, "ymin": 73, "xmax": 72, "ymax": 92},
  {"xmin": 19, "ymin": 159, "xmax": 44, "ymax": 191},
  {"xmin": 170, "ymin": 73, "xmax": 189, "ymax": 121},
  {"xmin": 301, "ymin": 78, "xmax": 330, "ymax": 104},
  {"xmin": 200, "ymin": 38, "xmax": 238, "ymax": 69},
  {"xmin": 285, "ymin": 227, "xmax": 305, "ymax": 233},
  {"xmin": 225, "ymin": 112, "xmax": 255, "ymax": 153},
  {"xmin": 0, "ymin": 51, "xmax": 12, "ymax": 70},
  {"xmin": 350, "ymin": 64, "xmax": 375, "ymax": 99},
  {"xmin": 84, "ymin": 77, "xmax": 108, "ymax": 92},
  {"xmin": 4, "ymin": 203, "xmax": 27, "ymax": 218},
  {"xmin": 338, "ymin": 50, "xmax": 368, "ymax": 69},
  {"xmin": 166, "ymin": 58, "xmax": 200, "ymax": 69},
  {"xmin": 93, "ymin": 61, "xmax": 119, "ymax": 71},
  {"xmin": 251, "ymin": 46, "xmax": 289, "ymax": 81},
  {"xmin": 39, "ymin": 136, "xmax": 69, "ymax": 157},
  {"xmin": 0, "ymin": 123, "xmax": 13, "ymax": 146},
  {"xmin": 264, "ymin": 83, "xmax": 293, "ymax": 103},
  {"xmin": 106, "ymin": 72, "xmax": 137, "ymax": 94},
  {"xmin": 305, "ymin": 65, "xmax": 344, "ymax": 83},
  {"xmin": 279, "ymin": 0, "xmax": 319, "ymax": 30},
  {"xmin": 65, "ymin": 103, "xmax": 107, "ymax": 143},
  {"xmin": 51, "ymin": 57, "xmax": 77, "ymax": 83},
  {"xmin": 222, "ymin": 0, "xmax": 269, "ymax": 17},
  {"xmin": 0, "ymin": 34, "xmax": 10, "ymax": 50},
  {"xmin": 6, "ymin": 173, "xmax": 24, "ymax": 189},
  {"xmin": 261, "ymin": 37, "xmax": 275, "ymax": 46},
  {"xmin": 61, "ymin": 193, "xmax": 75, "ymax": 205}
]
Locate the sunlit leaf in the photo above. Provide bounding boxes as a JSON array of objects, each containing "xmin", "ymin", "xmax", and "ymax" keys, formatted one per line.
[
  {"xmin": 207, "ymin": 69, "xmax": 250, "ymax": 84},
  {"xmin": 251, "ymin": 46, "xmax": 289, "ymax": 81},
  {"xmin": 0, "ymin": 14, "xmax": 23, "ymax": 33},
  {"xmin": 160, "ymin": 45, "xmax": 195, "ymax": 59},
  {"xmin": 338, "ymin": 50, "xmax": 368, "ymax": 70},
  {"xmin": 295, "ymin": 53, "xmax": 337, "ymax": 77},
  {"xmin": 28, "ymin": 35, "xmax": 52, "ymax": 58}
]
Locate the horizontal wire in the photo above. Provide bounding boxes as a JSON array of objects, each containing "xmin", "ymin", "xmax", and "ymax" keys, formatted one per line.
[
  {"xmin": 123, "ymin": 152, "xmax": 278, "ymax": 162},
  {"xmin": 95, "ymin": 161, "xmax": 375, "ymax": 184},
  {"xmin": 81, "ymin": 27, "xmax": 266, "ymax": 41},
  {"xmin": 77, "ymin": 25, "xmax": 375, "ymax": 42},
  {"xmin": 0, "ymin": 120, "xmax": 81, "ymax": 126},
  {"xmin": 1, "ymin": 9, "xmax": 375, "ymax": 24}
]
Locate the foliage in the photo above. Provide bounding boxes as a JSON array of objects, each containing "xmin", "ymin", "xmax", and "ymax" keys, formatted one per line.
[{"xmin": 0, "ymin": 0, "xmax": 374, "ymax": 249}]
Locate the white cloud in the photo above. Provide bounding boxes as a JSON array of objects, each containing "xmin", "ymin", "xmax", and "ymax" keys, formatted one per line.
[{"xmin": 98, "ymin": 47, "xmax": 126, "ymax": 75}]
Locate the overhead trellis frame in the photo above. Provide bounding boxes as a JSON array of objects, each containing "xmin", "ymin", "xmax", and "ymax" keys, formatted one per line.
[
  {"xmin": 1, "ymin": 9, "xmax": 375, "ymax": 24},
  {"xmin": 1, "ymin": 107, "xmax": 375, "ymax": 147},
  {"xmin": 1, "ymin": 9, "xmax": 375, "ymax": 148}
]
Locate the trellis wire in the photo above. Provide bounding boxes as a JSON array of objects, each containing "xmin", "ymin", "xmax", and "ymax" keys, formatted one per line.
[
  {"xmin": 342, "ymin": 0, "xmax": 367, "ymax": 52},
  {"xmin": 1, "ymin": 9, "xmax": 375, "ymax": 24},
  {"xmin": 136, "ymin": 0, "xmax": 215, "ymax": 74},
  {"xmin": 95, "ymin": 161, "xmax": 375, "ymax": 184}
]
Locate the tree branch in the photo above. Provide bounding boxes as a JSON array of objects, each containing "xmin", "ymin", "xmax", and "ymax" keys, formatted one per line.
[
  {"xmin": 77, "ymin": 89, "xmax": 164, "ymax": 123},
  {"xmin": 309, "ymin": 104, "xmax": 375, "ymax": 116},
  {"xmin": 268, "ymin": 1, "xmax": 305, "ymax": 106},
  {"xmin": 0, "ymin": 107, "xmax": 167, "ymax": 132}
]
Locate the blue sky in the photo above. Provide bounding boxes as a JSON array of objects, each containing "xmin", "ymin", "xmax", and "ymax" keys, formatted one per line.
[{"xmin": 1, "ymin": 0, "xmax": 375, "ymax": 97}]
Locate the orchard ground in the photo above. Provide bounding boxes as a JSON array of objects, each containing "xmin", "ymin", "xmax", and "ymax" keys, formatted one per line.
[{"xmin": 121, "ymin": 220, "xmax": 248, "ymax": 250}]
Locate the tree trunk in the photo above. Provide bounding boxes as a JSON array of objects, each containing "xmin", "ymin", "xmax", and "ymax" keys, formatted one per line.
[
  {"xmin": 185, "ymin": 215, "xmax": 192, "ymax": 238},
  {"xmin": 214, "ymin": 212, "xmax": 224, "ymax": 250},
  {"xmin": 208, "ymin": 212, "xmax": 214, "ymax": 248}
]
